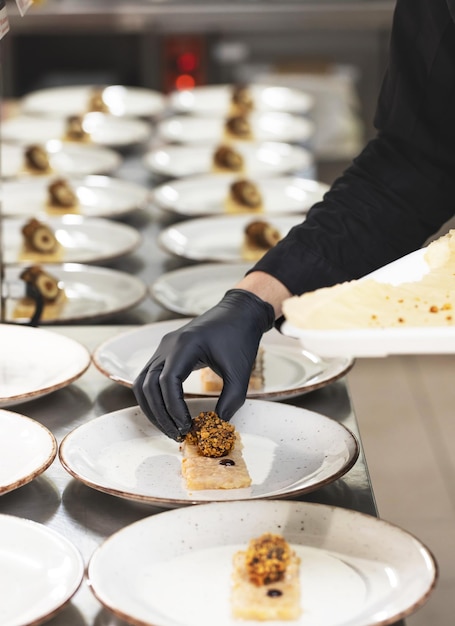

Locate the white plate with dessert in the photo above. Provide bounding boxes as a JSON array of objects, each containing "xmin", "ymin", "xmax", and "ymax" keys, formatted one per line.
[
  {"xmin": 1, "ymin": 141, "xmax": 122, "ymax": 179},
  {"xmin": 21, "ymin": 84, "xmax": 166, "ymax": 118},
  {"xmin": 282, "ymin": 230, "xmax": 455, "ymax": 357},
  {"xmin": 0, "ymin": 324, "xmax": 91, "ymax": 407},
  {"xmin": 0, "ymin": 514, "xmax": 84, "ymax": 626},
  {"xmin": 92, "ymin": 319, "xmax": 353, "ymax": 400},
  {"xmin": 157, "ymin": 112, "xmax": 315, "ymax": 145},
  {"xmin": 0, "ymin": 409, "xmax": 57, "ymax": 495},
  {"xmin": 153, "ymin": 174, "xmax": 329, "ymax": 217},
  {"xmin": 168, "ymin": 83, "xmax": 314, "ymax": 115},
  {"xmin": 87, "ymin": 499, "xmax": 436, "ymax": 626},
  {"xmin": 158, "ymin": 214, "xmax": 303, "ymax": 263},
  {"xmin": 59, "ymin": 398, "xmax": 358, "ymax": 505},
  {"xmin": 3, "ymin": 263, "xmax": 148, "ymax": 325},
  {"xmin": 143, "ymin": 141, "xmax": 314, "ymax": 179},
  {"xmin": 3, "ymin": 215, "xmax": 141, "ymax": 265},
  {"xmin": 1, "ymin": 113, "xmax": 153, "ymax": 148},
  {"xmin": 151, "ymin": 262, "xmax": 256, "ymax": 316},
  {"xmin": 2, "ymin": 174, "xmax": 149, "ymax": 218}
]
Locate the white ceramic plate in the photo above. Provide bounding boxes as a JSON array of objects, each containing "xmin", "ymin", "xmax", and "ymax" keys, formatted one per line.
[
  {"xmin": 282, "ymin": 248, "xmax": 455, "ymax": 357},
  {"xmin": 0, "ymin": 324, "xmax": 91, "ymax": 407},
  {"xmin": 92, "ymin": 319, "xmax": 354, "ymax": 400},
  {"xmin": 158, "ymin": 214, "xmax": 303, "ymax": 262},
  {"xmin": 59, "ymin": 399, "xmax": 359, "ymax": 505},
  {"xmin": 143, "ymin": 141, "xmax": 313, "ymax": 178},
  {"xmin": 1, "ymin": 141, "xmax": 122, "ymax": 179},
  {"xmin": 3, "ymin": 215, "xmax": 141, "ymax": 265},
  {"xmin": 168, "ymin": 83, "xmax": 314, "ymax": 115},
  {"xmin": 1, "ymin": 113, "xmax": 152, "ymax": 148},
  {"xmin": 151, "ymin": 262, "xmax": 257, "ymax": 315},
  {"xmin": 0, "ymin": 514, "xmax": 84, "ymax": 626},
  {"xmin": 4, "ymin": 263, "xmax": 147, "ymax": 325},
  {"xmin": 2, "ymin": 174, "xmax": 149, "ymax": 218},
  {"xmin": 87, "ymin": 499, "xmax": 437, "ymax": 626},
  {"xmin": 21, "ymin": 84, "xmax": 166, "ymax": 118},
  {"xmin": 153, "ymin": 174, "xmax": 329, "ymax": 217},
  {"xmin": 157, "ymin": 112, "xmax": 315, "ymax": 144},
  {"xmin": 0, "ymin": 409, "xmax": 57, "ymax": 494}
]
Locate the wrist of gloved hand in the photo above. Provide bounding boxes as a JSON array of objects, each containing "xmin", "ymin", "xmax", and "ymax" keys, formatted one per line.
[
  {"xmin": 218, "ymin": 288, "xmax": 275, "ymax": 333},
  {"xmin": 133, "ymin": 288, "xmax": 275, "ymax": 441}
]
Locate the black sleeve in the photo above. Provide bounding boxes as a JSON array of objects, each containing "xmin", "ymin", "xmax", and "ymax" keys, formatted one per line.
[{"xmin": 251, "ymin": 0, "xmax": 455, "ymax": 296}]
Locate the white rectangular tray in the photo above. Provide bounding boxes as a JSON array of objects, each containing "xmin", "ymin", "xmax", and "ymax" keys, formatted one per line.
[{"xmin": 282, "ymin": 248, "xmax": 455, "ymax": 357}]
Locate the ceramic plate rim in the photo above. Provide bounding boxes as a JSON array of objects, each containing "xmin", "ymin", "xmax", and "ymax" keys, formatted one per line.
[
  {"xmin": 91, "ymin": 319, "xmax": 354, "ymax": 400},
  {"xmin": 3, "ymin": 215, "xmax": 142, "ymax": 265},
  {"xmin": 4, "ymin": 263, "xmax": 148, "ymax": 325},
  {"xmin": 168, "ymin": 83, "xmax": 315, "ymax": 114},
  {"xmin": 0, "ymin": 324, "xmax": 91, "ymax": 406},
  {"xmin": 0, "ymin": 409, "xmax": 57, "ymax": 495},
  {"xmin": 157, "ymin": 214, "xmax": 304, "ymax": 263},
  {"xmin": 2, "ymin": 174, "xmax": 150, "ymax": 218},
  {"xmin": 152, "ymin": 174, "xmax": 330, "ymax": 217},
  {"xmin": 150, "ymin": 262, "xmax": 256, "ymax": 316},
  {"xmin": 86, "ymin": 499, "xmax": 438, "ymax": 626},
  {"xmin": 22, "ymin": 84, "xmax": 166, "ymax": 117},
  {"xmin": 59, "ymin": 400, "xmax": 359, "ymax": 506},
  {"xmin": 0, "ymin": 513, "xmax": 84, "ymax": 626}
]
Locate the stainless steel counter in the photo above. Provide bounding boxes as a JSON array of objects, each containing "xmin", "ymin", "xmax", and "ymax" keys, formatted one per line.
[{"xmin": 0, "ymin": 323, "xmax": 388, "ymax": 625}]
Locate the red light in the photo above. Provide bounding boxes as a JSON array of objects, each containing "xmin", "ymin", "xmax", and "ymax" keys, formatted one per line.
[
  {"xmin": 177, "ymin": 52, "xmax": 198, "ymax": 73},
  {"xmin": 175, "ymin": 74, "xmax": 196, "ymax": 90}
]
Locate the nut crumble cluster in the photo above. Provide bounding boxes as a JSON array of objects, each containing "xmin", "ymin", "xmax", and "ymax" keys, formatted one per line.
[
  {"xmin": 185, "ymin": 411, "xmax": 236, "ymax": 457},
  {"xmin": 244, "ymin": 533, "xmax": 292, "ymax": 586}
]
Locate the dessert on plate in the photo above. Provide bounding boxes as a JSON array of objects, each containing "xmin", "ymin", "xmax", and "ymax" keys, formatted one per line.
[
  {"xmin": 200, "ymin": 347, "xmax": 264, "ymax": 392},
  {"xmin": 19, "ymin": 217, "xmax": 63, "ymax": 262},
  {"xmin": 231, "ymin": 532, "xmax": 302, "ymax": 621},
  {"xmin": 23, "ymin": 144, "xmax": 53, "ymax": 175},
  {"xmin": 13, "ymin": 265, "xmax": 67, "ymax": 321},
  {"xmin": 212, "ymin": 145, "xmax": 245, "ymax": 173},
  {"xmin": 241, "ymin": 220, "xmax": 281, "ymax": 261},
  {"xmin": 224, "ymin": 114, "xmax": 253, "ymax": 142},
  {"xmin": 225, "ymin": 179, "xmax": 263, "ymax": 213},
  {"xmin": 63, "ymin": 115, "xmax": 90, "ymax": 143},
  {"xmin": 230, "ymin": 84, "xmax": 254, "ymax": 115},
  {"xmin": 87, "ymin": 87, "xmax": 110, "ymax": 113},
  {"xmin": 46, "ymin": 178, "xmax": 79, "ymax": 213},
  {"xmin": 181, "ymin": 411, "xmax": 252, "ymax": 490}
]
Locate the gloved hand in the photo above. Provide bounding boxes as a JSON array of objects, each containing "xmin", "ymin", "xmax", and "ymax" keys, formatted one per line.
[{"xmin": 133, "ymin": 289, "xmax": 275, "ymax": 441}]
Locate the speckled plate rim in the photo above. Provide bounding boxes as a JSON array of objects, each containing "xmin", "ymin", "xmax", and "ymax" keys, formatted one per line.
[
  {"xmin": 58, "ymin": 399, "xmax": 359, "ymax": 507},
  {"xmin": 91, "ymin": 319, "xmax": 354, "ymax": 401},
  {"xmin": 0, "ymin": 513, "xmax": 84, "ymax": 626},
  {"xmin": 86, "ymin": 499, "xmax": 438, "ymax": 626},
  {"xmin": 0, "ymin": 324, "xmax": 91, "ymax": 407},
  {"xmin": 168, "ymin": 83, "xmax": 315, "ymax": 114},
  {"xmin": 0, "ymin": 409, "xmax": 57, "ymax": 495},
  {"xmin": 3, "ymin": 263, "xmax": 148, "ymax": 326}
]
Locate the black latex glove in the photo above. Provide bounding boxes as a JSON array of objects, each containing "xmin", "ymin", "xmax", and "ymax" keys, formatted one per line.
[{"xmin": 133, "ymin": 289, "xmax": 275, "ymax": 441}]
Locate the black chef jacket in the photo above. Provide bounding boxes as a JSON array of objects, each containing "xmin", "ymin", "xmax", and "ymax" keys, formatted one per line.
[{"xmin": 252, "ymin": 0, "xmax": 455, "ymax": 295}]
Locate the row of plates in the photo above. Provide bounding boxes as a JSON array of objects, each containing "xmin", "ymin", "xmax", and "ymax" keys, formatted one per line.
[
  {"xmin": 19, "ymin": 83, "xmax": 315, "ymax": 117},
  {"xmin": 0, "ymin": 321, "xmax": 352, "ymax": 407},
  {"xmin": 1, "ymin": 140, "xmax": 313, "ymax": 180},
  {"xmin": 0, "ymin": 314, "xmax": 437, "ymax": 625},
  {"xmin": 0, "ymin": 498, "xmax": 436, "ymax": 626},
  {"xmin": 3, "ymin": 213, "xmax": 304, "ymax": 268},
  {"xmin": 2, "ymin": 110, "xmax": 314, "ymax": 147},
  {"xmin": 1, "ymin": 174, "xmax": 328, "ymax": 217},
  {"xmin": 1, "ymin": 86, "xmax": 314, "ymax": 178}
]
